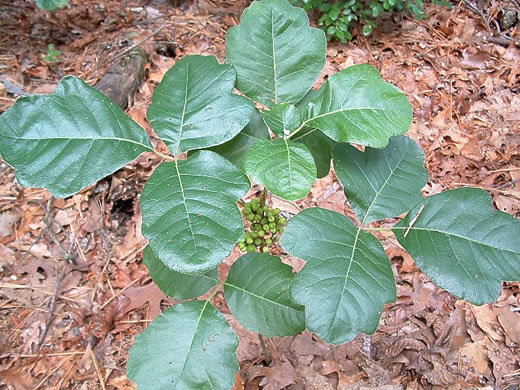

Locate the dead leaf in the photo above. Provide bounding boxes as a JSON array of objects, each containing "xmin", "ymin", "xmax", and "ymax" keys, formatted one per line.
[{"xmin": 494, "ymin": 306, "xmax": 520, "ymax": 345}]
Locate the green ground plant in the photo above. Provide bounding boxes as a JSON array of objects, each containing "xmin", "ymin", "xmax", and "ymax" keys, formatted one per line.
[
  {"xmin": 292, "ymin": 0, "xmax": 452, "ymax": 42},
  {"xmin": 35, "ymin": 0, "xmax": 69, "ymax": 11},
  {"xmin": 0, "ymin": 0, "xmax": 518, "ymax": 388}
]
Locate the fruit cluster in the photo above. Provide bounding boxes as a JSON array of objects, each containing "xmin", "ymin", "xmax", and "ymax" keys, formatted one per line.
[{"xmin": 238, "ymin": 198, "xmax": 287, "ymax": 253}]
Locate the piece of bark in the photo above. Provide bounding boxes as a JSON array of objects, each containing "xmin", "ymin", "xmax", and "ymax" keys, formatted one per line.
[{"xmin": 95, "ymin": 47, "xmax": 147, "ymax": 110}]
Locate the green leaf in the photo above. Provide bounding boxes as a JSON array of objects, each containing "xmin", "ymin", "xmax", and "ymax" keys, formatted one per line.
[
  {"xmin": 209, "ymin": 107, "xmax": 270, "ymax": 169},
  {"xmin": 295, "ymin": 128, "xmax": 336, "ymax": 179},
  {"xmin": 261, "ymin": 103, "xmax": 302, "ymax": 137},
  {"xmin": 333, "ymin": 136, "xmax": 427, "ymax": 224},
  {"xmin": 243, "ymin": 138, "xmax": 316, "ymax": 201},
  {"xmin": 141, "ymin": 151, "xmax": 250, "ymax": 274},
  {"xmin": 226, "ymin": 0, "xmax": 326, "ymax": 107},
  {"xmin": 147, "ymin": 55, "xmax": 254, "ymax": 155},
  {"xmin": 35, "ymin": 0, "xmax": 69, "ymax": 11},
  {"xmin": 224, "ymin": 253, "xmax": 305, "ymax": 337},
  {"xmin": 0, "ymin": 76, "xmax": 153, "ymax": 198},
  {"xmin": 281, "ymin": 207, "xmax": 396, "ymax": 344},
  {"xmin": 301, "ymin": 64, "xmax": 412, "ymax": 148},
  {"xmin": 394, "ymin": 188, "xmax": 520, "ymax": 305},
  {"xmin": 143, "ymin": 246, "xmax": 219, "ymax": 300},
  {"xmin": 127, "ymin": 301, "xmax": 238, "ymax": 389}
]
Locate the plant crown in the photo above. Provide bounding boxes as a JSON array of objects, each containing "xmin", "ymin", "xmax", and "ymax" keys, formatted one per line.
[{"xmin": 0, "ymin": 0, "xmax": 518, "ymax": 388}]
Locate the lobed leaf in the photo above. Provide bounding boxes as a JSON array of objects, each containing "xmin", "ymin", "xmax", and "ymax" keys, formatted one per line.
[
  {"xmin": 127, "ymin": 301, "xmax": 239, "ymax": 389},
  {"xmin": 281, "ymin": 207, "xmax": 396, "ymax": 345},
  {"xmin": 333, "ymin": 136, "xmax": 428, "ymax": 224},
  {"xmin": 141, "ymin": 151, "xmax": 250, "ymax": 274},
  {"xmin": 147, "ymin": 55, "xmax": 254, "ymax": 155},
  {"xmin": 243, "ymin": 138, "xmax": 316, "ymax": 201},
  {"xmin": 300, "ymin": 64, "xmax": 412, "ymax": 148},
  {"xmin": 394, "ymin": 188, "xmax": 520, "ymax": 305},
  {"xmin": 209, "ymin": 107, "xmax": 270, "ymax": 169},
  {"xmin": 224, "ymin": 253, "xmax": 305, "ymax": 337},
  {"xmin": 226, "ymin": 0, "xmax": 326, "ymax": 107},
  {"xmin": 143, "ymin": 246, "xmax": 219, "ymax": 300},
  {"xmin": 0, "ymin": 76, "xmax": 153, "ymax": 198}
]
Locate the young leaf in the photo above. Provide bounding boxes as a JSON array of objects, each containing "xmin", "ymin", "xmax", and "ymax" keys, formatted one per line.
[
  {"xmin": 243, "ymin": 138, "xmax": 316, "ymax": 201},
  {"xmin": 141, "ymin": 151, "xmax": 250, "ymax": 274},
  {"xmin": 226, "ymin": 0, "xmax": 326, "ymax": 107},
  {"xmin": 294, "ymin": 128, "xmax": 336, "ymax": 179},
  {"xmin": 35, "ymin": 0, "xmax": 69, "ymax": 11},
  {"xmin": 224, "ymin": 253, "xmax": 305, "ymax": 337},
  {"xmin": 281, "ymin": 207, "xmax": 396, "ymax": 345},
  {"xmin": 261, "ymin": 103, "xmax": 302, "ymax": 137},
  {"xmin": 147, "ymin": 55, "xmax": 254, "ymax": 155},
  {"xmin": 209, "ymin": 107, "xmax": 269, "ymax": 169},
  {"xmin": 127, "ymin": 301, "xmax": 239, "ymax": 389},
  {"xmin": 300, "ymin": 64, "xmax": 412, "ymax": 148},
  {"xmin": 394, "ymin": 188, "xmax": 520, "ymax": 305},
  {"xmin": 143, "ymin": 246, "xmax": 219, "ymax": 300},
  {"xmin": 333, "ymin": 136, "xmax": 427, "ymax": 224},
  {"xmin": 0, "ymin": 76, "xmax": 153, "ymax": 198}
]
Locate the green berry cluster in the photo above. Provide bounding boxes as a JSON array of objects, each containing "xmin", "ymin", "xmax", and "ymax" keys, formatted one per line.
[{"xmin": 238, "ymin": 198, "xmax": 287, "ymax": 253}]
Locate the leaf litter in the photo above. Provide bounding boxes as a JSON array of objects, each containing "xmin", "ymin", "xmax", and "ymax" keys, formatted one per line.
[{"xmin": 0, "ymin": 0, "xmax": 519, "ymax": 388}]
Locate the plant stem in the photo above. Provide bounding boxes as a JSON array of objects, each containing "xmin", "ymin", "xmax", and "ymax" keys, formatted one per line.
[
  {"xmin": 361, "ymin": 226, "xmax": 394, "ymax": 232},
  {"xmin": 259, "ymin": 187, "xmax": 268, "ymax": 208},
  {"xmin": 152, "ymin": 150, "xmax": 175, "ymax": 161},
  {"xmin": 258, "ymin": 334, "xmax": 272, "ymax": 365}
]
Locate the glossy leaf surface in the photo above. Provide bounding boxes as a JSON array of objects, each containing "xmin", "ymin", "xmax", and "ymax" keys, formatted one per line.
[
  {"xmin": 333, "ymin": 136, "xmax": 427, "ymax": 223},
  {"xmin": 282, "ymin": 207, "xmax": 396, "ymax": 344},
  {"xmin": 302, "ymin": 64, "xmax": 412, "ymax": 148},
  {"xmin": 128, "ymin": 301, "xmax": 238, "ymax": 389},
  {"xmin": 141, "ymin": 151, "xmax": 250, "ymax": 274},
  {"xmin": 226, "ymin": 0, "xmax": 326, "ymax": 107},
  {"xmin": 209, "ymin": 107, "xmax": 269, "ymax": 169},
  {"xmin": 394, "ymin": 188, "xmax": 520, "ymax": 305},
  {"xmin": 147, "ymin": 55, "xmax": 254, "ymax": 154},
  {"xmin": 243, "ymin": 138, "xmax": 316, "ymax": 201},
  {"xmin": 143, "ymin": 246, "xmax": 219, "ymax": 300},
  {"xmin": 0, "ymin": 76, "xmax": 153, "ymax": 198},
  {"xmin": 295, "ymin": 128, "xmax": 336, "ymax": 179},
  {"xmin": 225, "ymin": 253, "xmax": 305, "ymax": 337},
  {"xmin": 261, "ymin": 103, "xmax": 302, "ymax": 137}
]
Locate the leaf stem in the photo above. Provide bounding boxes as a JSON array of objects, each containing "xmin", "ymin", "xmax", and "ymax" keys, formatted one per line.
[
  {"xmin": 258, "ymin": 334, "xmax": 272, "ymax": 365},
  {"xmin": 287, "ymin": 122, "xmax": 307, "ymax": 139},
  {"xmin": 361, "ymin": 226, "xmax": 395, "ymax": 232}
]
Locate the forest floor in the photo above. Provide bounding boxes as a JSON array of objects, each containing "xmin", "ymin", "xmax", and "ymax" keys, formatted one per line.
[{"xmin": 0, "ymin": 0, "xmax": 519, "ymax": 389}]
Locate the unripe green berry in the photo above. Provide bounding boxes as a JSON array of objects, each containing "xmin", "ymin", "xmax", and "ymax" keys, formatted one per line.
[
  {"xmin": 262, "ymin": 246, "xmax": 269, "ymax": 253},
  {"xmin": 274, "ymin": 208, "xmax": 280, "ymax": 215},
  {"xmin": 268, "ymin": 216, "xmax": 275, "ymax": 222},
  {"xmin": 263, "ymin": 224, "xmax": 270, "ymax": 231},
  {"xmin": 270, "ymin": 228, "xmax": 277, "ymax": 233},
  {"xmin": 273, "ymin": 236, "xmax": 279, "ymax": 242},
  {"xmin": 265, "ymin": 239, "xmax": 272, "ymax": 245},
  {"xmin": 254, "ymin": 238, "xmax": 262, "ymax": 246},
  {"xmin": 278, "ymin": 217, "xmax": 286, "ymax": 224},
  {"xmin": 261, "ymin": 218, "xmax": 268, "ymax": 225},
  {"xmin": 278, "ymin": 227, "xmax": 285, "ymax": 233},
  {"xmin": 254, "ymin": 214, "xmax": 262, "ymax": 222},
  {"xmin": 246, "ymin": 237, "xmax": 253, "ymax": 244},
  {"xmin": 252, "ymin": 204, "xmax": 259, "ymax": 212},
  {"xmin": 247, "ymin": 214, "xmax": 254, "ymax": 222},
  {"xmin": 258, "ymin": 230, "xmax": 265, "ymax": 237},
  {"xmin": 269, "ymin": 222, "xmax": 276, "ymax": 229},
  {"xmin": 246, "ymin": 245, "xmax": 256, "ymax": 252}
]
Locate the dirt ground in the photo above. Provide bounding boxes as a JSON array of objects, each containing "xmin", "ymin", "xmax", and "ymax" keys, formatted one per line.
[{"xmin": 0, "ymin": 0, "xmax": 519, "ymax": 389}]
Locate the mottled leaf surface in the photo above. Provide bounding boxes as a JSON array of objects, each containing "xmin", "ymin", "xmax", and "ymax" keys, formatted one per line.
[
  {"xmin": 226, "ymin": 0, "xmax": 326, "ymax": 107},
  {"xmin": 243, "ymin": 138, "xmax": 316, "ymax": 201},
  {"xmin": 147, "ymin": 55, "xmax": 254, "ymax": 154},
  {"xmin": 394, "ymin": 188, "xmax": 520, "ymax": 305},
  {"xmin": 141, "ymin": 151, "xmax": 250, "ymax": 274},
  {"xmin": 225, "ymin": 253, "xmax": 305, "ymax": 337},
  {"xmin": 0, "ymin": 76, "xmax": 153, "ymax": 198},
  {"xmin": 143, "ymin": 246, "xmax": 219, "ymax": 300},
  {"xmin": 282, "ymin": 207, "xmax": 396, "ymax": 344},
  {"xmin": 128, "ymin": 301, "xmax": 238, "ymax": 389},
  {"xmin": 333, "ymin": 136, "xmax": 427, "ymax": 223}
]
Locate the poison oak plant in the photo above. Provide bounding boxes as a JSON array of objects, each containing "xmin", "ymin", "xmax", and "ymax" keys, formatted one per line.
[{"xmin": 0, "ymin": 0, "xmax": 518, "ymax": 388}]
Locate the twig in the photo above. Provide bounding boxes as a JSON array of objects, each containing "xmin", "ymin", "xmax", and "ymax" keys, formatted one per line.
[
  {"xmin": 88, "ymin": 344, "xmax": 106, "ymax": 390},
  {"xmin": 37, "ymin": 264, "xmax": 67, "ymax": 350},
  {"xmin": 496, "ymin": 178, "xmax": 520, "ymax": 189},
  {"xmin": 100, "ymin": 277, "xmax": 141, "ymax": 309},
  {"xmin": 404, "ymin": 205, "xmax": 425, "ymax": 238},
  {"xmin": 104, "ymin": 23, "xmax": 167, "ymax": 67},
  {"xmin": 258, "ymin": 334, "xmax": 272, "ymax": 365},
  {"xmin": 463, "ymin": 0, "xmax": 491, "ymax": 32}
]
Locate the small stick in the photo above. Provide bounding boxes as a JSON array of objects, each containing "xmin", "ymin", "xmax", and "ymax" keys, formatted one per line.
[
  {"xmin": 258, "ymin": 334, "xmax": 272, "ymax": 365},
  {"xmin": 404, "ymin": 205, "xmax": 425, "ymax": 238},
  {"xmin": 88, "ymin": 344, "xmax": 106, "ymax": 390}
]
